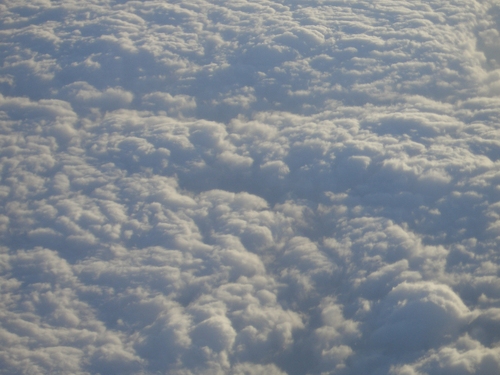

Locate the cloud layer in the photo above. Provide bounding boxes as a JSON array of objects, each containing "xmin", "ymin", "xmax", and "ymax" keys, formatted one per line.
[{"xmin": 2, "ymin": 0, "xmax": 500, "ymax": 374}]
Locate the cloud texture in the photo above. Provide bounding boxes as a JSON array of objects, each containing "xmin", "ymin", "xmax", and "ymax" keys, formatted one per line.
[{"xmin": 2, "ymin": 0, "xmax": 500, "ymax": 373}]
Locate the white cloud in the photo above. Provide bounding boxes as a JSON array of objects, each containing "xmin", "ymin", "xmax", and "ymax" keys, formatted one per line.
[{"xmin": 2, "ymin": 0, "xmax": 500, "ymax": 374}]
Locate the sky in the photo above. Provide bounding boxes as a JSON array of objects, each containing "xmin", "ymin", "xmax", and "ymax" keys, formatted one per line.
[{"xmin": 2, "ymin": 0, "xmax": 500, "ymax": 374}]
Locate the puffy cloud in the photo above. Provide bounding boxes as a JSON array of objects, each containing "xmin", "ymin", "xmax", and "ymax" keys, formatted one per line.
[
  {"xmin": 2, "ymin": 0, "xmax": 500, "ymax": 374},
  {"xmin": 389, "ymin": 335, "xmax": 500, "ymax": 375},
  {"xmin": 369, "ymin": 282, "xmax": 470, "ymax": 353}
]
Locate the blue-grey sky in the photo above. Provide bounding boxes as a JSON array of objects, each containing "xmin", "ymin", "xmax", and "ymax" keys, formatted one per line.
[{"xmin": 2, "ymin": 0, "xmax": 500, "ymax": 374}]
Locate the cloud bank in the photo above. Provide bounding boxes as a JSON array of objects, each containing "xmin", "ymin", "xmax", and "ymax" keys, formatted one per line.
[{"xmin": 2, "ymin": 0, "xmax": 500, "ymax": 374}]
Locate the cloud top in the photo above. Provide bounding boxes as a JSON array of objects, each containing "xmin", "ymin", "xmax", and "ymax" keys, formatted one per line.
[{"xmin": 2, "ymin": 0, "xmax": 500, "ymax": 374}]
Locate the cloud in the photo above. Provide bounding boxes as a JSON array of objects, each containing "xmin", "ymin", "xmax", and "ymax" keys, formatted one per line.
[
  {"xmin": 2, "ymin": 0, "xmax": 500, "ymax": 374},
  {"xmin": 389, "ymin": 335, "xmax": 500, "ymax": 375},
  {"xmin": 369, "ymin": 282, "xmax": 470, "ymax": 353}
]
